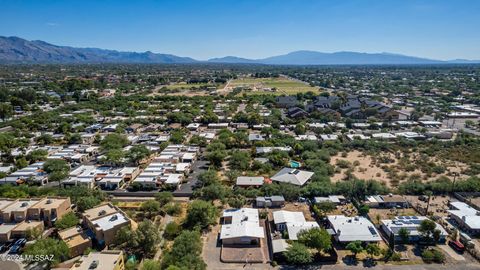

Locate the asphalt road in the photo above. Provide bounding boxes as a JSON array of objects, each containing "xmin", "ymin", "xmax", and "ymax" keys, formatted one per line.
[{"xmin": 173, "ymin": 158, "xmax": 209, "ymax": 196}]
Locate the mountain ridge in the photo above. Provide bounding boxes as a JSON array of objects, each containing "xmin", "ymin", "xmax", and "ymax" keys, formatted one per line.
[{"xmin": 1, "ymin": 36, "xmax": 479, "ymax": 65}]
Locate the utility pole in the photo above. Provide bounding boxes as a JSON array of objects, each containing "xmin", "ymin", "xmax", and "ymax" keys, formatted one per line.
[
  {"xmin": 451, "ymin": 172, "xmax": 459, "ymax": 193},
  {"xmin": 425, "ymin": 191, "xmax": 433, "ymax": 216}
]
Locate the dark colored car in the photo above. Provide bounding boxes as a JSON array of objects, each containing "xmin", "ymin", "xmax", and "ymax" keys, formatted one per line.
[
  {"xmin": 14, "ymin": 238, "xmax": 27, "ymax": 247},
  {"xmin": 449, "ymin": 240, "xmax": 465, "ymax": 253},
  {"xmin": 8, "ymin": 244, "xmax": 21, "ymax": 254},
  {"xmin": 0, "ymin": 241, "xmax": 14, "ymax": 252}
]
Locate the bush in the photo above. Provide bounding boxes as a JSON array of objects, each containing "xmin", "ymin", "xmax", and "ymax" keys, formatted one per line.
[
  {"xmin": 55, "ymin": 212, "xmax": 79, "ymax": 230},
  {"xmin": 164, "ymin": 202, "xmax": 182, "ymax": 216},
  {"xmin": 155, "ymin": 191, "xmax": 173, "ymax": 206},
  {"xmin": 284, "ymin": 242, "xmax": 313, "ymax": 265},
  {"xmin": 421, "ymin": 248, "xmax": 445, "ymax": 263},
  {"xmin": 390, "ymin": 252, "xmax": 402, "ymax": 261},
  {"xmin": 184, "ymin": 200, "xmax": 218, "ymax": 230},
  {"xmin": 161, "ymin": 230, "xmax": 206, "ymax": 270},
  {"xmin": 164, "ymin": 222, "xmax": 181, "ymax": 240},
  {"xmin": 23, "ymin": 238, "xmax": 69, "ymax": 267}
]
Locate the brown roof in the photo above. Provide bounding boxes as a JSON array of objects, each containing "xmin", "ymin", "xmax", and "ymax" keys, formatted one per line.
[{"xmin": 381, "ymin": 195, "xmax": 407, "ymax": 203}]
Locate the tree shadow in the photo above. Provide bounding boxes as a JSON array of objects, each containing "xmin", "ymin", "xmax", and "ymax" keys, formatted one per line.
[
  {"xmin": 362, "ymin": 257, "xmax": 377, "ymax": 268},
  {"xmin": 342, "ymin": 255, "xmax": 359, "ymax": 266}
]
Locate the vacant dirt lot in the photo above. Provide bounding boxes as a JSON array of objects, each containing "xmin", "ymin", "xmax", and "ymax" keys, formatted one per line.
[
  {"xmin": 330, "ymin": 150, "xmax": 469, "ymax": 188},
  {"xmin": 404, "ymin": 195, "xmax": 453, "ymax": 217},
  {"xmin": 368, "ymin": 207, "xmax": 418, "ymax": 225}
]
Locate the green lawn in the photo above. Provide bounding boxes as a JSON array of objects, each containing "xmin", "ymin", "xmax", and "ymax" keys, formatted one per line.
[
  {"xmin": 229, "ymin": 77, "xmax": 319, "ymax": 95},
  {"xmin": 159, "ymin": 82, "xmax": 220, "ymax": 90}
]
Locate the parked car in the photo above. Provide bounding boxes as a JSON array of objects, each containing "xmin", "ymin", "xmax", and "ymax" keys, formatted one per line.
[
  {"xmin": 0, "ymin": 241, "xmax": 14, "ymax": 252},
  {"xmin": 14, "ymin": 238, "xmax": 27, "ymax": 247},
  {"xmin": 8, "ymin": 244, "xmax": 21, "ymax": 254},
  {"xmin": 449, "ymin": 240, "xmax": 465, "ymax": 253}
]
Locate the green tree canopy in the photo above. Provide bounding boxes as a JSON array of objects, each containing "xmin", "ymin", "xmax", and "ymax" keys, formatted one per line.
[
  {"xmin": 23, "ymin": 238, "xmax": 69, "ymax": 267},
  {"xmin": 297, "ymin": 227, "xmax": 332, "ymax": 253},
  {"xmin": 55, "ymin": 212, "xmax": 79, "ymax": 230},
  {"xmin": 184, "ymin": 200, "xmax": 218, "ymax": 230},
  {"xmin": 127, "ymin": 145, "xmax": 151, "ymax": 165},
  {"xmin": 155, "ymin": 191, "xmax": 173, "ymax": 206},
  {"xmin": 398, "ymin": 227, "xmax": 410, "ymax": 244},
  {"xmin": 346, "ymin": 240, "xmax": 364, "ymax": 259},
  {"xmin": 229, "ymin": 150, "xmax": 251, "ymax": 171},
  {"xmin": 100, "ymin": 133, "xmax": 129, "ymax": 150},
  {"xmin": 284, "ymin": 242, "xmax": 313, "ymax": 265},
  {"xmin": 162, "ymin": 230, "xmax": 206, "ymax": 270}
]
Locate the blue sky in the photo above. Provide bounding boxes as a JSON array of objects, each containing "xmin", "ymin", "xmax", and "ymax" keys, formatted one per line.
[{"xmin": 1, "ymin": 0, "xmax": 479, "ymax": 60}]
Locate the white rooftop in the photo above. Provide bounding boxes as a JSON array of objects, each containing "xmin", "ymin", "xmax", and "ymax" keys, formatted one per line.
[
  {"xmin": 92, "ymin": 213, "xmax": 129, "ymax": 231},
  {"xmin": 236, "ymin": 176, "xmax": 264, "ymax": 186},
  {"xmin": 328, "ymin": 215, "xmax": 382, "ymax": 242},
  {"xmin": 270, "ymin": 168, "xmax": 314, "ymax": 186},
  {"xmin": 448, "ymin": 202, "xmax": 480, "ymax": 230},
  {"xmin": 381, "ymin": 216, "xmax": 448, "ymax": 237},
  {"xmin": 273, "ymin": 210, "xmax": 306, "ymax": 224},
  {"xmin": 220, "ymin": 208, "xmax": 264, "ymax": 240}
]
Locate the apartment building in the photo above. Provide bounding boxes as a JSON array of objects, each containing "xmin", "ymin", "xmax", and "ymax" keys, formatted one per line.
[
  {"xmin": 82, "ymin": 204, "xmax": 134, "ymax": 247},
  {"xmin": 58, "ymin": 226, "xmax": 92, "ymax": 257},
  {"xmin": 30, "ymin": 197, "xmax": 72, "ymax": 226},
  {"xmin": 70, "ymin": 250, "xmax": 124, "ymax": 270}
]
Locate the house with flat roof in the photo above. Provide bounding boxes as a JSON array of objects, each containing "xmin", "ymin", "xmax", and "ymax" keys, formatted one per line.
[
  {"xmin": 220, "ymin": 208, "xmax": 264, "ymax": 246},
  {"xmin": 256, "ymin": 146, "xmax": 292, "ymax": 154},
  {"xmin": 82, "ymin": 204, "xmax": 134, "ymax": 247},
  {"xmin": 381, "ymin": 216, "xmax": 447, "ymax": 243},
  {"xmin": 10, "ymin": 220, "xmax": 44, "ymax": 239},
  {"xmin": 1, "ymin": 162, "xmax": 48, "ymax": 185},
  {"xmin": 448, "ymin": 201, "xmax": 480, "ymax": 235},
  {"xmin": 270, "ymin": 168, "xmax": 314, "ymax": 186},
  {"xmin": 0, "ymin": 223, "xmax": 18, "ymax": 242},
  {"xmin": 395, "ymin": 132, "xmax": 426, "ymax": 140},
  {"xmin": 96, "ymin": 167, "xmax": 140, "ymax": 190},
  {"xmin": 313, "ymin": 195, "xmax": 346, "ymax": 205},
  {"xmin": 346, "ymin": 134, "xmax": 371, "ymax": 141},
  {"xmin": 327, "ymin": 215, "xmax": 382, "ymax": 243},
  {"xmin": 70, "ymin": 250, "xmax": 124, "ymax": 270},
  {"xmin": 236, "ymin": 176, "xmax": 264, "ymax": 187},
  {"xmin": 295, "ymin": 135, "xmax": 318, "ymax": 141},
  {"xmin": 64, "ymin": 165, "xmax": 97, "ymax": 188},
  {"xmin": 320, "ymin": 134, "xmax": 339, "ymax": 141},
  {"xmin": 371, "ymin": 133, "xmax": 397, "ymax": 140},
  {"xmin": 58, "ymin": 226, "xmax": 92, "ymax": 257},
  {"xmin": 130, "ymin": 145, "xmax": 197, "ymax": 190},
  {"xmin": 255, "ymin": 196, "xmax": 285, "ymax": 208},
  {"xmin": 28, "ymin": 197, "xmax": 72, "ymax": 226},
  {"xmin": 365, "ymin": 194, "xmax": 409, "ymax": 208},
  {"xmin": 0, "ymin": 199, "xmax": 41, "ymax": 223},
  {"xmin": 248, "ymin": 134, "xmax": 265, "ymax": 142},
  {"xmin": 186, "ymin": 123, "xmax": 201, "ymax": 131},
  {"xmin": 272, "ymin": 210, "xmax": 319, "ymax": 240},
  {"xmin": 0, "ymin": 199, "xmax": 16, "ymax": 219}
]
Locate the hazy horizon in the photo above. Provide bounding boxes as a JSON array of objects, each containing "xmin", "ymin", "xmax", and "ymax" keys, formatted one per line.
[{"xmin": 1, "ymin": 0, "xmax": 479, "ymax": 60}]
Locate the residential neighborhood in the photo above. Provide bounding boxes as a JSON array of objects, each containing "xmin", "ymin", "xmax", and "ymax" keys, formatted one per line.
[{"xmin": 1, "ymin": 2, "xmax": 480, "ymax": 267}]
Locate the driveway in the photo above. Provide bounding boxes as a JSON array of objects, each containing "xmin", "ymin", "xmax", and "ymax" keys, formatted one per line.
[
  {"xmin": 202, "ymin": 225, "xmax": 272, "ymax": 270},
  {"xmin": 173, "ymin": 159, "xmax": 209, "ymax": 197},
  {"xmin": 438, "ymin": 244, "xmax": 465, "ymax": 261}
]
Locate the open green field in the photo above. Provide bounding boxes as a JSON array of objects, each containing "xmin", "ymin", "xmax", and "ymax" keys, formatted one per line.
[
  {"xmin": 229, "ymin": 76, "xmax": 320, "ymax": 95},
  {"xmin": 159, "ymin": 82, "xmax": 219, "ymax": 90}
]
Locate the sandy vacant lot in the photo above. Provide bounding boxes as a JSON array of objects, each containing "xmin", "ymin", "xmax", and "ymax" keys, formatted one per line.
[{"xmin": 330, "ymin": 150, "xmax": 469, "ymax": 187}]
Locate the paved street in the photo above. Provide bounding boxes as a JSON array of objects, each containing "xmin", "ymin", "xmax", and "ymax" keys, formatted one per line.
[{"xmin": 173, "ymin": 158, "xmax": 208, "ymax": 197}]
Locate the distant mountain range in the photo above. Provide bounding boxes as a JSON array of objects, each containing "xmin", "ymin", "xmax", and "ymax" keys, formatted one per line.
[{"xmin": 1, "ymin": 36, "xmax": 479, "ymax": 65}]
